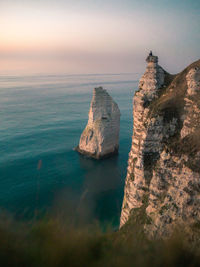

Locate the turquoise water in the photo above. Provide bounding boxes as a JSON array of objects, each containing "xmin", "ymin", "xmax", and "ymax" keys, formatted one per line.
[{"xmin": 0, "ymin": 73, "xmax": 139, "ymax": 227}]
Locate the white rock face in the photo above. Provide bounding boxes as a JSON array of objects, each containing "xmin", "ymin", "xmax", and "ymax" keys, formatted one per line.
[
  {"xmin": 77, "ymin": 87, "xmax": 120, "ymax": 159},
  {"xmin": 120, "ymin": 53, "xmax": 166, "ymax": 227},
  {"xmin": 186, "ymin": 67, "xmax": 200, "ymax": 96},
  {"xmin": 139, "ymin": 55, "xmax": 165, "ymax": 97},
  {"xmin": 181, "ymin": 67, "xmax": 200, "ymax": 138},
  {"xmin": 120, "ymin": 54, "xmax": 200, "ymax": 238}
]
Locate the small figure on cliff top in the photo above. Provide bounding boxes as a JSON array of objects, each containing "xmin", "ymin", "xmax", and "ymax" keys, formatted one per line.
[{"xmin": 146, "ymin": 51, "xmax": 158, "ymax": 63}]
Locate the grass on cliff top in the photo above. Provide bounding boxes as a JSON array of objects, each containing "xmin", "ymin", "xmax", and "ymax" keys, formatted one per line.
[
  {"xmin": 149, "ymin": 59, "xmax": 200, "ymax": 172},
  {"xmin": 1, "ymin": 212, "xmax": 200, "ymax": 267},
  {"xmin": 149, "ymin": 59, "xmax": 200, "ymax": 119}
]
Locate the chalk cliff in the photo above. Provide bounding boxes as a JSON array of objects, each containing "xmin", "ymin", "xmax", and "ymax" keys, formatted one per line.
[
  {"xmin": 120, "ymin": 52, "xmax": 200, "ymax": 238},
  {"xmin": 76, "ymin": 87, "xmax": 120, "ymax": 159}
]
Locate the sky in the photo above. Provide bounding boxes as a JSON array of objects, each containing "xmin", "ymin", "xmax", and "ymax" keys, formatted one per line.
[{"xmin": 0, "ymin": 0, "xmax": 199, "ymax": 75}]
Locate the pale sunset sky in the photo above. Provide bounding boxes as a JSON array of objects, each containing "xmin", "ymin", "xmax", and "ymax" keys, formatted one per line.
[{"xmin": 0, "ymin": 0, "xmax": 199, "ymax": 74}]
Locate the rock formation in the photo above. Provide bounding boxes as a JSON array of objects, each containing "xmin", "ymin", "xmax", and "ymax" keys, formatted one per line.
[
  {"xmin": 120, "ymin": 52, "xmax": 200, "ymax": 238},
  {"xmin": 76, "ymin": 87, "xmax": 120, "ymax": 159}
]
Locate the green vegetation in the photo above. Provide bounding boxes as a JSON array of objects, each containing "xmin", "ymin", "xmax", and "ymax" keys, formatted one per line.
[
  {"xmin": 159, "ymin": 204, "xmax": 171, "ymax": 215},
  {"xmin": 149, "ymin": 60, "xmax": 200, "ymax": 174},
  {"xmin": 129, "ymin": 173, "xmax": 134, "ymax": 181},
  {"xmin": 143, "ymin": 152, "xmax": 159, "ymax": 186},
  {"xmin": 149, "ymin": 60, "xmax": 200, "ymax": 120},
  {"xmin": 0, "ymin": 212, "xmax": 200, "ymax": 267}
]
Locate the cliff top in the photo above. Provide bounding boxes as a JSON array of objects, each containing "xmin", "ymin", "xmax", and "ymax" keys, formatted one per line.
[
  {"xmin": 150, "ymin": 59, "xmax": 200, "ymax": 168},
  {"xmin": 146, "ymin": 51, "xmax": 158, "ymax": 63},
  {"xmin": 120, "ymin": 56, "xmax": 200, "ymax": 237}
]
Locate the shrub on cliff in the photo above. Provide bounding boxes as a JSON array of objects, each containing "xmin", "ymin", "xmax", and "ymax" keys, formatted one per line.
[{"xmin": 0, "ymin": 213, "xmax": 200, "ymax": 267}]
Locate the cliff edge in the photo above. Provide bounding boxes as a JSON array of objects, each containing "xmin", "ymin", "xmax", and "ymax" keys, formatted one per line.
[{"xmin": 120, "ymin": 52, "xmax": 200, "ymax": 238}]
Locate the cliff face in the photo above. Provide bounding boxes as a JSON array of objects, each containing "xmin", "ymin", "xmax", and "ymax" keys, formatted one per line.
[
  {"xmin": 120, "ymin": 54, "xmax": 200, "ymax": 237},
  {"xmin": 77, "ymin": 87, "xmax": 120, "ymax": 159}
]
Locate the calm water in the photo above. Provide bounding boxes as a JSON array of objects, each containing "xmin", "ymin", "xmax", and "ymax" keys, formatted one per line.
[{"xmin": 0, "ymin": 73, "xmax": 139, "ymax": 227}]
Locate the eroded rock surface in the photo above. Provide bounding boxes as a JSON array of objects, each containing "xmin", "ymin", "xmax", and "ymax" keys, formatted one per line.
[
  {"xmin": 120, "ymin": 52, "xmax": 200, "ymax": 238},
  {"xmin": 76, "ymin": 87, "xmax": 120, "ymax": 159}
]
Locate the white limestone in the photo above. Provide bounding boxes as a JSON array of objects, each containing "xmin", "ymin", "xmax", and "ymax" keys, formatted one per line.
[
  {"xmin": 77, "ymin": 87, "xmax": 120, "ymax": 159},
  {"xmin": 181, "ymin": 67, "xmax": 200, "ymax": 138},
  {"xmin": 139, "ymin": 54, "xmax": 165, "ymax": 97},
  {"xmin": 186, "ymin": 67, "xmax": 200, "ymax": 96},
  {"xmin": 120, "ymin": 54, "xmax": 200, "ymax": 238},
  {"xmin": 120, "ymin": 52, "xmax": 166, "ymax": 227}
]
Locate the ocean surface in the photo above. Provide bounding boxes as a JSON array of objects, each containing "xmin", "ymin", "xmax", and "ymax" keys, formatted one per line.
[{"xmin": 0, "ymin": 73, "xmax": 139, "ymax": 227}]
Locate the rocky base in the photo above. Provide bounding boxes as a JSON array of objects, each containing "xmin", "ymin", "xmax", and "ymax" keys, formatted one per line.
[{"xmin": 75, "ymin": 145, "xmax": 119, "ymax": 159}]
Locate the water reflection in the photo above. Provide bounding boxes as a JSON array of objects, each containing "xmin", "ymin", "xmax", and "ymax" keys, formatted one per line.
[{"xmin": 77, "ymin": 154, "xmax": 123, "ymax": 226}]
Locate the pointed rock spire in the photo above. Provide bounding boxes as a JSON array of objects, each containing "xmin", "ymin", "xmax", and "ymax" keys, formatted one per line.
[{"xmin": 76, "ymin": 87, "xmax": 120, "ymax": 159}]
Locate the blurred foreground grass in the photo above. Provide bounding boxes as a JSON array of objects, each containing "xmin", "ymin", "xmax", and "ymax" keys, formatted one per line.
[{"xmin": 0, "ymin": 212, "xmax": 200, "ymax": 267}]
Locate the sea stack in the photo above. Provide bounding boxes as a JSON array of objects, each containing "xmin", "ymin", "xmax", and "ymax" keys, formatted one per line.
[
  {"xmin": 120, "ymin": 52, "xmax": 200, "ymax": 238},
  {"xmin": 76, "ymin": 87, "xmax": 120, "ymax": 159}
]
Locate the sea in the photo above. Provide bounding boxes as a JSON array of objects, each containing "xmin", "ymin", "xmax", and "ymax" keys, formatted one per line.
[{"xmin": 0, "ymin": 73, "xmax": 139, "ymax": 228}]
